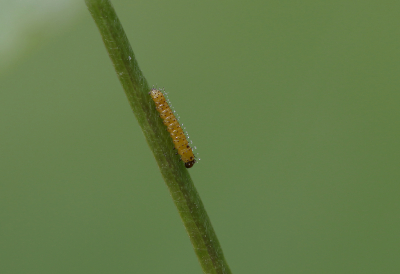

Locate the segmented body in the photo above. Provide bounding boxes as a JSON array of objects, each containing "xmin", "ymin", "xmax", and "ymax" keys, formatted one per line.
[{"xmin": 149, "ymin": 89, "xmax": 196, "ymax": 168}]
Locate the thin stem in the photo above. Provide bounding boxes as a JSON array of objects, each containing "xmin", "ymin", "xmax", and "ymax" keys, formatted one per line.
[{"xmin": 84, "ymin": 1, "xmax": 232, "ymax": 273}]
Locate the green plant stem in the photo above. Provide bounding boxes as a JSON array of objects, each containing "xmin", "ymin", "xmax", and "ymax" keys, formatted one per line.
[{"xmin": 84, "ymin": 1, "xmax": 232, "ymax": 273}]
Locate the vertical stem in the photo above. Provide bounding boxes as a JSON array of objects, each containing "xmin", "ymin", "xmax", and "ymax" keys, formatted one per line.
[{"xmin": 85, "ymin": 1, "xmax": 232, "ymax": 273}]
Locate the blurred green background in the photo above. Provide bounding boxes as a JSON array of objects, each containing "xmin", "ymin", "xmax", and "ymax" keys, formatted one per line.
[{"xmin": 1, "ymin": 1, "xmax": 399, "ymax": 273}]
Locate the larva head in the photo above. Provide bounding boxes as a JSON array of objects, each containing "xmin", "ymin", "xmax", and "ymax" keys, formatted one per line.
[{"xmin": 185, "ymin": 159, "xmax": 196, "ymax": 168}]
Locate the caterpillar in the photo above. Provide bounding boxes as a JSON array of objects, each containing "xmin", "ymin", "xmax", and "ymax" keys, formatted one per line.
[{"xmin": 149, "ymin": 88, "xmax": 196, "ymax": 168}]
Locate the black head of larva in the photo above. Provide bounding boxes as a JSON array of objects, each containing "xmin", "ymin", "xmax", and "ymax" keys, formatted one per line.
[{"xmin": 185, "ymin": 159, "xmax": 196, "ymax": 168}]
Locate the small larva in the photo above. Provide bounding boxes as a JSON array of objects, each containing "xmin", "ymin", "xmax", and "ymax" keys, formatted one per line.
[{"xmin": 149, "ymin": 88, "xmax": 196, "ymax": 168}]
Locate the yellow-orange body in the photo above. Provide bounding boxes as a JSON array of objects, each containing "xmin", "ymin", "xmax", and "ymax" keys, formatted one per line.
[{"xmin": 149, "ymin": 89, "xmax": 196, "ymax": 168}]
